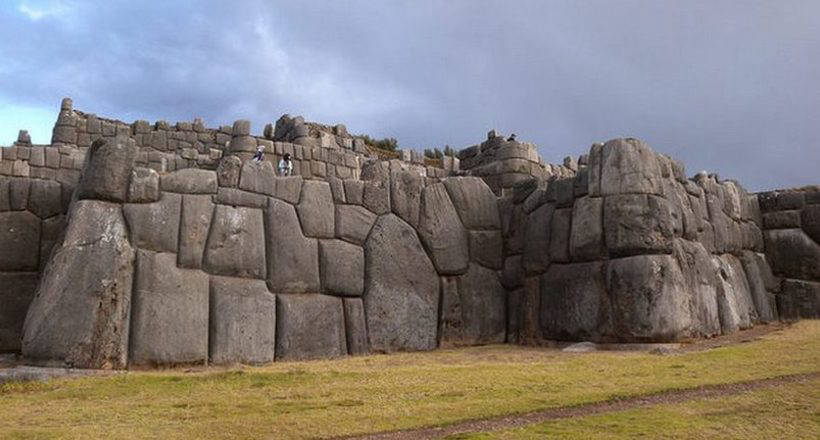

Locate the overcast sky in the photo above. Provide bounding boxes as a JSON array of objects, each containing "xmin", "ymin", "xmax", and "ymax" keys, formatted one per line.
[{"xmin": 0, "ymin": 0, "xmax": 817, "ymax": 191}]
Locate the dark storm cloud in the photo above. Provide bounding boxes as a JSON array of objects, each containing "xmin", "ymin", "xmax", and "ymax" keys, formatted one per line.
[{"xmin": 1, "ymin": 0, "xmax": 817, "ymax": 190}]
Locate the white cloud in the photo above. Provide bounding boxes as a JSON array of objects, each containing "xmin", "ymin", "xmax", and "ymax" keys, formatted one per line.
[{"xmin": 17, "ymin": 1, "xmax": 71, "ymax": 21}]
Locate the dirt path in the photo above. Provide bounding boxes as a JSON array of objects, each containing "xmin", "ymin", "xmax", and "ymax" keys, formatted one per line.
[{"xmin": 344, "ymin": 371, "xmax": 819, "ymax": 440}]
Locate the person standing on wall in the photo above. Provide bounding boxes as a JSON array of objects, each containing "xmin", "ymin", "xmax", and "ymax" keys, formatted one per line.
[
  {"xmin": 278, "ymin": 153, "xmax": 293, "ymax": 176},
  {"xmin": 252, "ymin": 144, "xmax": 265, "ymax": 162}
]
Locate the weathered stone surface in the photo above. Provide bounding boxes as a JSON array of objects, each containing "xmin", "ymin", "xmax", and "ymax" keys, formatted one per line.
[
  {"xmin": 0, "ymin": 272, "xmax": 39, "ymax": 352},
  {"xmin": 364, "ymin": 214, "xmax": 439, "ymax": 352},
  {"xmin": 238, "ymin": 160, "xmax": 276, "ymax": 196},
  {"xmin": 443, "ymin": 177, "xmax": 501, "ymax": 230},
  {"xmin": 363, "ymin": 179, "xmax": 390, "ymax": 214},
  {"xmin": 777, "ymin": 279, "xmax": 820, "ymax": 319},
  {"xmin": 762, "ymin": 210, "xmax": 801, "ymax": 229},
  {"xmin": 274, "ymin": 176, "xmax": 303, "ymax": 204},
  {"xmin": 390, "ymin": 170, "xmax": 424, "ymax": 228},
  {"xmin": 548, "ymin": 207, "xmax": 571, "ymax": 263},
  {"xmin": 216, "ymin": 155, "xmax": 242, "ymax": 187},
  {"xmin": 469, "ymin": 230, "xmax": 503, "ymax": 269},
  {"xmin": 763, "ymin": 229, "xmax": 820, "ymax": 281},
  {"xmin": 39, "ymin": 215, "xmax": 66, "ymax": 270},
  {"xmin": 418, "ymin": 183, "xmax": 469, "ymax": 275},
  {"xmin": 22, "ymin": 201, "xmax": 134, "ymax": 369},
  {"xmin": 343, "ymin": 298, "xmax": 368, "ymax": 355},
  {"xmin": 607, "ymin": 255, "xmax": 693, "ymax": 341},
  {"xmin": 214, "ymin": 187, "xmax": 268, "ymax": 209},
  {"xmin": 802, "ymin": 204, "xmax": 820, "ymax": 243},
  {"xmin": 28, "ymin": 179, "xmax": 62, "ymax": 218},
  {"xmin": 160, "ymin": 169, "xmax": 218, "ymax": 194},
  {"xmin": 739, "ymin": 251, "xmax": 778, "ymax": 322},
  {"xmin": 275, "ymin": 294, "xmax": 346, "ymax": 361},
  {"xmin": 540, "ymin": 262, "xmax": 608, "ymax": 340},
  {"xmin": 129, "ymin": 251, "xmax": 208, "ymax": 366},
  {"xmin": 209, "ymin": 276, "xmax": 276, "ymax": 364},
  {"xmin": 599, "ymin": 138, "xmax": 664, "ymax": 196},
  {"xmin": 296, "ymin": 180, "xmax": 334, "ymax": 238},
  {"xmin": 0, "ymin": 177, "xmax": 10, "ymax": 211},
  {"xmin": 266, "ymin": 198, "xmax": 319, "ymax": 292},
  {"xmin": 0, "ymin": 211, "xmax": 41, "ymax": 271},
  {"xmin": 127, "ymin": 167, "xmax": 160, "ymax": 203},
  {"xmin": 77, "ymin": 136, "xmax": 137, "ymax": 202},
  {"xmin": 501, "ymin": 255, "xmax": 524, "ymax": 289},
  {"xmin": 178, "ymin": 195, "xmax": 214, "ymax": 269},
  {"xmin": 203, "ymin": 205, "xmax": 266, "ymax": 278},
  {"xmin": 523, "ymin": 203, "xmax": 553, "ymax": 274},
  {"xmin": 123, "ymin": 193, "xmax": 181, "ymax": 253},
  {"xmin": 569, "ymin": 196, "xmax": 604, "ymax": 261},
  {"xmin": 319, "ymin": 239, "xmax": 364, "ymax": 296},
  {"xmin": 439, "ymin": 264, "xmax": 506, "ymax": 346},
  {"xmin": 712, "ymin": 255, "xmax": 757, "ymax": 333},
  {"xmin": 335, "ymin": 204, "xmax": 377, "ymax": 245},
  {"xmin": 9, "ymin": 178, "xmax": 30, "ymax": 211},
  {"xmin": 343, "ymin": 179, "xmax": 364, "ymax": 205},
  {"xmin": 328, "ymin": 176, "xmax": 346, "ymax": 204},
  {"xmin": 671, "ymin": 240, "xmax": 721, "ymax": 338},
  {"xmin": 604, "ymin": 194, "xmax": 674, "ymax": 256},
  {"xmin": 502, "ymin": 203, "xmax": 526, "ymax": 255}
]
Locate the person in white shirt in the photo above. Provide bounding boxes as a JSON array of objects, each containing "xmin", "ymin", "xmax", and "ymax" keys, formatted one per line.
[
  {"xmin": 252, "ymin": 145, "xmax": 265, "ymax": 162},
  {"xmin": 278, "ymin": 153, "xmax": 293, "ymax": 176}
]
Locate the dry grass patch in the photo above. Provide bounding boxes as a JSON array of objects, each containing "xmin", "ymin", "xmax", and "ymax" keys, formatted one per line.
[{"xmin": 1, "ymin": 321, "xmax": 818, "ymax": 439}]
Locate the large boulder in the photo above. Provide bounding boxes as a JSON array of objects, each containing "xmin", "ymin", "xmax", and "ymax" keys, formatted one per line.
[
  {"xmin": 77, "ymin": 136, "xmax": 137, "ymax": 202},
  {"xmin": 443, "ymin": 177, "xmax": 501, "ymax": 230},
  {"xmin": 275, "ymin": 294, "xmax": 346, "ymax": 361},
  {"xmin": 335, "ymin": 204, "xmax": 377, "ymax": 245},
  {"xmin": 712, "ymin": 255, "xmax": 758, "ymax": 333},
  {"xmin": 598, "ymin": 138, "xmax": 664, "ymax": 196},
  {"xmin": 418, "ymin": 183, "xmax": 469, "ymax": 275},
  {"xmin": 178, "ymin": 195, "xmax": 214, "ymax": 269},
  {"xmin": 364, "ymin": 214, "xmax": 439, "ymax": 352},
  {"xmin": 390, "ymin": 170, "xmax": 424, "ymax": 228},
  {"xmin": 266, "ymin": 198, "xmax": 320, "ymax": 292},
  {"xmin": 604, "ymin": 194, "xmax": 674, "ymax": 256},
  {"xmin": 738, "ymin": 251, "xmax": 778, "ymax": 322},
  {"xmin": 439, "ymin": 264, "xmax": 506, "ymax": 346},
  {"xmin": 672, "ymin": 240, "xmax": 721, "ymax": 338},
  {"xmin": 777, "ymin": 279, "xmax": 820, "ymax": 319},
  {"xmin": 548, "ymin": 208, "xmax": 572, "ymax": 263},
  {"xmin": 540, "ymin": 262, "xmax": 608, "ymax": 340},
  {"xmin": 0, "ymin": 272, "xmax": 39, "ymax": 352},
  {"xmin": 468, "ymin": 230, "xmax": 503, "ymax": 269},
  {"xmin": 801, "ymin": 204, "xmax": 820, "ymax": 243},
  {"xmin": 160, "ymin": 169, "xmax": 218, "ymax": 194},
  {"xmin": 123, "ymin": 193, "xmax": 182, "ymax": 253},
  {"xmin": 343, "ymin": 298, "xmax": 368, "ymax": 355},
  {"xmin": 209, "ymin": 276, "xmax": 276, "ymax": 364},
  {"xmin": 28, "ymin": 179, "xmax": 63, "ymax": 218},
  {"xmin": 129, "ymin": 251, "xmax": 209, "ymax": 366},
  {"xmin": 238, "ymin": 160, "xmax": 276, "ymax": 196},
  {"xmin": 0, "ymin": 211, "xmax": 41, "ymax": 271},
  {"xmin": 763, "ymin": 229, "xmax": 820, "ymax": 281},
  {"xmin": 319, "ymin": 239, "xmax": 364, "ymax": 296},
  {"xmin": 296, "ymin": 180, "xmax": 335, "ymax": 238},
  {"xmin": 606, "ymin": 255, "xmax": 693, "ymax": 341},
  {"xmin": 203, "ymin": 205, "xmax": 266, "ymax": 279},
  {"xmin": 22, "ymin": 200, "xmax": 134, "ymax": 369},
  {"xmin": 569, "ymin": 196, "xmax": 605, "ymax": 261},
  {"xmin": 523, "ymin": 203, "xmax": 553, "ymax": 274}
]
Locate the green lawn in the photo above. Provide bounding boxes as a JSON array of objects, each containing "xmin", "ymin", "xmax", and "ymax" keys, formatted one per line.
[
  {"xmin": 458, "ymin": 378, "xmax": 819, "ymax": 439},
  {"xmin": 1, "ymin": 321, "xmax": 818, "ymax": 439}
]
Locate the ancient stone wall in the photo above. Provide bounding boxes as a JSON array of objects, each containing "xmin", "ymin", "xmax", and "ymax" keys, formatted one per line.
[
  {"xmin": 458, "ymin": 130, "xmax": 575, "ymax": 195},
  {"xmin": 757, "ymin": 186, "xmax": 820, "ymax": 319},
  {"xmin": 2, "ymin": 99, "xmax": 817, "ymax": 367},
  {"xmin": 501, "ymin": 138, "xmax": 780, "ymax": 343},
  {"xmin": 0, "ymin": 140, "xmax": 72, "ymax": 351},
  {"xmin": 20, "ymin": 134, "xmax": 505, "ymax": 368}
]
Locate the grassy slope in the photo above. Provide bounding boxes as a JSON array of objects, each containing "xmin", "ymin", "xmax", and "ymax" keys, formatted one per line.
[
  {"xmin": 458, "ymin": 378, "xmax": 820, "ymax": 439},
  {"xmin": 0, "ymin": 321, "xmax": 818, "ymax": 439}
]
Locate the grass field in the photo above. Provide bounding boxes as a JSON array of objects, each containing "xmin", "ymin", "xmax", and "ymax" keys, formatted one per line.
[{"xmin": 1, "ymin": 321, "xmax": 818, "ymax": 439}]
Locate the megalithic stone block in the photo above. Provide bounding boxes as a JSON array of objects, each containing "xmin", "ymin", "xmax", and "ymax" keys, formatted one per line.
[{"xmin": 77, "ymin": 136, "xmax": 138, "ymax": 202}]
